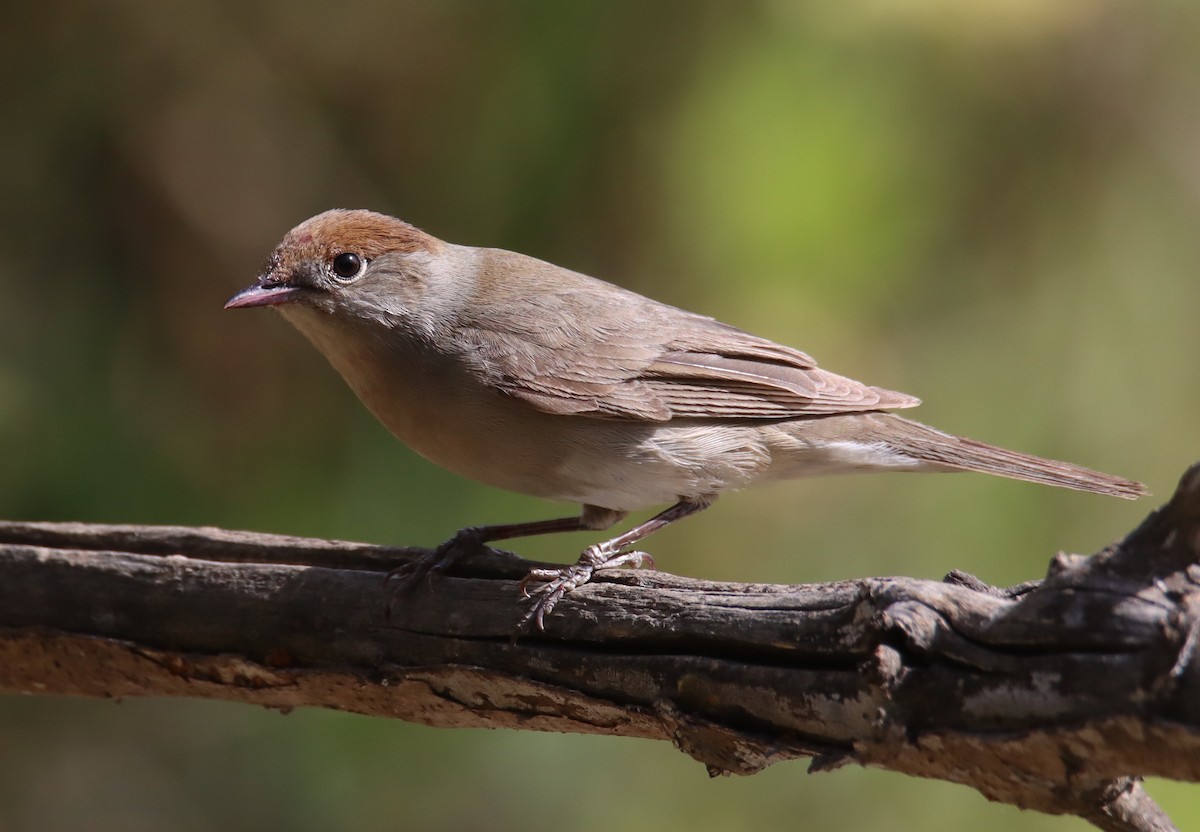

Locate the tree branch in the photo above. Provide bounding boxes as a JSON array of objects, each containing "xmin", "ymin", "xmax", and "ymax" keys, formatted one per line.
[{"xmin": 3, "ymin": 464, "xmax": 1200, "ymax": 831}]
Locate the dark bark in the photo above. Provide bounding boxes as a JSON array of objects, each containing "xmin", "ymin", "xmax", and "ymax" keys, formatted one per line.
[{"xmin": 3, "ymin": 464, "xmax": 1200, "ymax": 831}]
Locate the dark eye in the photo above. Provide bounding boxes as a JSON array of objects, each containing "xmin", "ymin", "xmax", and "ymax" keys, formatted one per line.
[{"xmin": 331, "ymin": 252, "xmax": 364, "ymax": 280}]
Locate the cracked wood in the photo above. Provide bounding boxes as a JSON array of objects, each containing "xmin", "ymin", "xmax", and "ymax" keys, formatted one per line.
[{"xmin": 2, "ymin": 463, "xmax": 1200, "ymax": 832}]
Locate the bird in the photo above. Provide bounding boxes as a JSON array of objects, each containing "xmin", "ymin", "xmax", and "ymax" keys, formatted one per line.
[{"xmin": 225, "ymin": 209, "xmax": 1147, "ymax": 628}]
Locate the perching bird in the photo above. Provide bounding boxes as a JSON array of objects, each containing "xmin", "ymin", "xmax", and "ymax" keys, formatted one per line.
[{"xmin": 226, "ymin": 209, "xmax": 1146, "ymax": 627}]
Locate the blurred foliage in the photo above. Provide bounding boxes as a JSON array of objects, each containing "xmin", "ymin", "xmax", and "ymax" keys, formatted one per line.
[{"xmin": 1, "ymin": 0, "xmax": 1198, "ymax": 830}]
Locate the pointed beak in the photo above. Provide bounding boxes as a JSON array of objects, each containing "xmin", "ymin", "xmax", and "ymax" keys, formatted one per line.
[{"xmin": 224, "ymin": 275, "xmax": 306, "ymax": 309}]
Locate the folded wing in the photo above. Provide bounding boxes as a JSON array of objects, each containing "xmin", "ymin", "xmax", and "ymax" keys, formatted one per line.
[{"xmin": 456, "ymin": 258, "xmax": 919, "ymax": 422}]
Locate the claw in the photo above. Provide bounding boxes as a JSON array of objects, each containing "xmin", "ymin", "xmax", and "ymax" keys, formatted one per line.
[
  {"xmin": 518, "ymin": 567, "xmax": 566, "ymax": 598},
  {"xmin": 384, "ymin": 527, "xmax": 486, "ymax": 619},
  {"xmin": 516, "ymin": 548, "xmax": 656, "ymax": 630},
  {"xmin": 517, "ymin": 563, "xmax": 594, "ymax": 629}
]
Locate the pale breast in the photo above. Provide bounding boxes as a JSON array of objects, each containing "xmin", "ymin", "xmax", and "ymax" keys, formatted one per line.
[{"xmin": 280, "ymin": 304, "xmax": 791, "ymax": 510}]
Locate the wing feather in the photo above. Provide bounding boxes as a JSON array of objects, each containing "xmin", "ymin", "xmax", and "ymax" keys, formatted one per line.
[{"xmin": 454, "ymin": 250, "xmax": 920, "ymax": 422}]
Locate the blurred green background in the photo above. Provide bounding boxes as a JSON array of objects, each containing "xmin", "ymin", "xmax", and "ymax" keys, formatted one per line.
[{"xmin": 2, "ymin": 0, "xmax": 1197, "ymax": 829}]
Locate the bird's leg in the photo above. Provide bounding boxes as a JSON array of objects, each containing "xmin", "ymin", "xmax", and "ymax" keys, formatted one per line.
[
  {"xmin": 519, "ymin": 497, "xmax": 714, "ymax": 630},
  {"xmin": 386, "ymin": 505, "xmax": 626, "ymax": 594}
]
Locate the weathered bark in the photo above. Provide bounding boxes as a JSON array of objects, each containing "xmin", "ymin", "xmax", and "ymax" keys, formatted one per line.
[{"xmin": 2, "ymin": 464, "xmax": 1199, "ymax": 832}]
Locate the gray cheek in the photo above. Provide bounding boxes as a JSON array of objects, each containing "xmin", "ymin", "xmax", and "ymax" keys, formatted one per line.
[{"xmin": 417, "ymin": 245, "xmax": 480, "ymax": 312}]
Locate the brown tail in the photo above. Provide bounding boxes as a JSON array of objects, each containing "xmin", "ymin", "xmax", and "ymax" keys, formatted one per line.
[{"xmin": 865, "ymin": 413, "xmax": 1148, "ymax": 499}]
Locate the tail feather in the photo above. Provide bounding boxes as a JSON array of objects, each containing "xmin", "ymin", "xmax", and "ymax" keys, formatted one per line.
[{"xmin": 867, "ymin": 413, "xmax": 1148, "ymax": 500}]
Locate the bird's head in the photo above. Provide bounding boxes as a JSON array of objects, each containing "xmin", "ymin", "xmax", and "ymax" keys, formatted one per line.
[{"xmin": 225, "ymin": 209, "xmax": 447, "ymax": 328}]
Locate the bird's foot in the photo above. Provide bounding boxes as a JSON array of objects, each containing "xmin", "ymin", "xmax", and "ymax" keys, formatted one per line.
[
  {"xmin": 385, "ymin": 526, "xmax": 490, "ymax": 618},
  {"xmin": 517, "ymin": 544, "xmax": 655, "ymax": 631}
]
